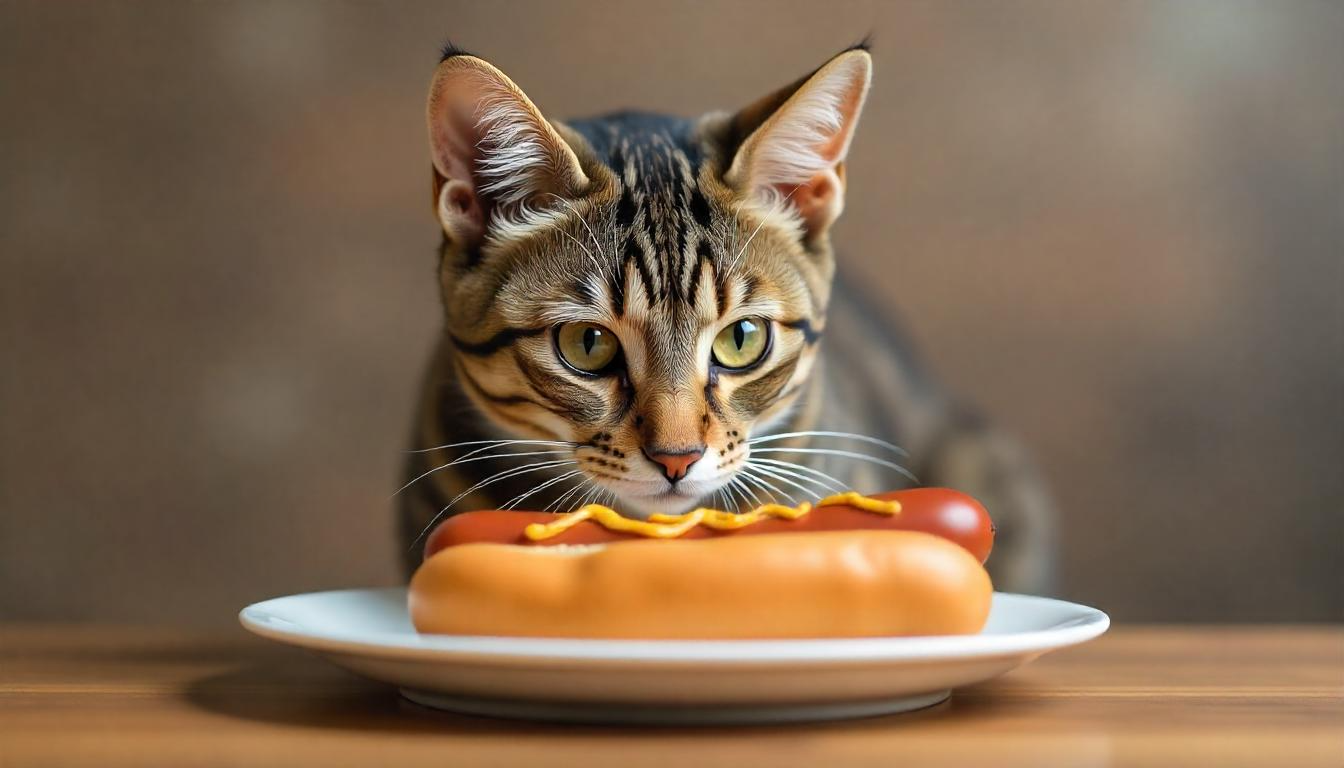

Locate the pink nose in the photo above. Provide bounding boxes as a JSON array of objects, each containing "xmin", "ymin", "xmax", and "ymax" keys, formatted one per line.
[{"xmin": 642, "ymin": 448, "xmax": 704, "ymax": 483}]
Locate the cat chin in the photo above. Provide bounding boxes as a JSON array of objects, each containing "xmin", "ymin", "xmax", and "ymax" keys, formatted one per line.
[{"xmin": 610, "ymin": 489, "xmax": 715, "ymax": 519}]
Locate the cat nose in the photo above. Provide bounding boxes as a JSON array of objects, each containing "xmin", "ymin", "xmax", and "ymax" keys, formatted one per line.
[{"xmin": 642, "ymin": 447, "xmax": 705, "ymax": 483}]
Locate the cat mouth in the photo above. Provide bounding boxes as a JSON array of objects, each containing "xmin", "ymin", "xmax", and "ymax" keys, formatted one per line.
[
  {"xmin": 604, "ymin": 479, "xmax": 729, "ymax": 517},
  {"xmin": 653, "ymin": 488, "xmax": 700, "ymax": 500}
]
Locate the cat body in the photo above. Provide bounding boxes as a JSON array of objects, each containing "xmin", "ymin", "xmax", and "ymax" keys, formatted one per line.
[{"xmin": 402, "ymin": 45, "xmax": 1055, "ymax": 592}]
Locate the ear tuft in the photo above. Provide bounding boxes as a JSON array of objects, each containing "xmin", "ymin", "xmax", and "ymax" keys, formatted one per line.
[
  {"xmin": 438, "ymin": 40, "xmax": 474, "ymax": 63},
  {"xmin": 426, "ymin": 55, "xmax": 588, "ymax": 248},
  {"xmin": 846, "ymin": 34, "xmax": 873, "ymax": 54},
  {"xmin": 474, "ymin": 90, "xmax": 567, "ymax": 207}
]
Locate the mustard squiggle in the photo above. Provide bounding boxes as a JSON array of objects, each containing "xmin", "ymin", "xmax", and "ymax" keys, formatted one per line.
[{"xmin": 522, "ymin": 492, "xmax": 899, "ymax": 542}]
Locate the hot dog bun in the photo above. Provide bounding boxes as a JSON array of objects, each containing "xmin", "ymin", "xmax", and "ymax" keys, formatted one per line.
[
  {"xmin": 423, "ymin": 488, "xmax": 994, "ymax": 563},
  {"xmin": 409, "ymin": 529, "xmax": 992, "ymax": 639}
]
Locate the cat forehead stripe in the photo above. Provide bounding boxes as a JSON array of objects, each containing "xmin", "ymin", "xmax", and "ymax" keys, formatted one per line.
[{"xmin": 570, "ymin": 113, "xmax": 724, "ymax": 314}]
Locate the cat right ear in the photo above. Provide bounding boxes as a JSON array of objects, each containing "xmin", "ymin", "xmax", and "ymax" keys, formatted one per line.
[
  {"xmin": 723, "ymin": 47, "xmax": 872, "ymax": 240},
  {"xmin": 426, "ymin": 52, "xmax": 589, "ymax": 249}
]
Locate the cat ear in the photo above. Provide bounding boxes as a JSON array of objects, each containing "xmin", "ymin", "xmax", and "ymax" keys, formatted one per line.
[
  {"xmin": 723, "ymin": 48, "xmax": 871, "ymax": 239},
  {"xmin": 427, "ymin": 53, "xmax": 589, "ymax": 248}
]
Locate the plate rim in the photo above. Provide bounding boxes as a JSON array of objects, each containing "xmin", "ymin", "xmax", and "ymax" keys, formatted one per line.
[{"xmin": 239, "ymin": 587, "xmax": 1109, "ymax": 666}]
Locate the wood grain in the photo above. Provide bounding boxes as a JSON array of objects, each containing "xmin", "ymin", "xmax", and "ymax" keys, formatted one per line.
[{"xmin": 2, "ymin": 625, "xmax": 1341, "ymax": 767}]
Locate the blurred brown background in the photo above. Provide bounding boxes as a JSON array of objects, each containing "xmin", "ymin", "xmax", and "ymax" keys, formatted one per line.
[{"xmin": 2, "ymin": 1, "xmax": 1340, "ymax": 626}]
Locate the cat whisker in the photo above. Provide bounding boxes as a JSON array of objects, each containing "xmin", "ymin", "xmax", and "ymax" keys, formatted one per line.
[
  {"xmin": 747, "ymin": 461, "xmax": 834, "ymax": 499},
  {"xmin": 564, "ymin": 481, "xmax": 591, "ymax": 511},
  {"xmin": 408, "ymin": 438, "xmax": 575, "ymax": 455},
  {"xmin": 564, "ymin": 487, "xmax": 590, "ymax": 515},
  {"xmin": 570, "ymin": 480, "xmax": 607, "ymax": 514},
  {"xmin": 410, "ymin": 458, "xmax": 578, "ymax": 548},
  {"xmin": 727, "ymin": 183, "xmax": 804, "ymax": 274},
  {"xmin": 547, "ymin": 193, "xmax": 613, "ymax": 281},
  {"xmin": 717, "ymin": 482, "xmax": 735, "ymax": 512},
  {"xmin": 501, "ymin": 469, "xmax": 584, "ymax": 511},
  {"xmin": 739, "ymin": 479, "xmax": 765, "ymax": 508},
  {"xmin": 741, "ymin": 461, "xmax": 821, "ymax": 502},
  {"xmin": 713, "ymin": 485, "xmax": 730, "ymax": 512},
  {"xmin": 749, "ymin": 448, "xmax": 919, "ymax": 483},
  {"xmin": 736, "ymin": 468, "xmax": 791, "ymax": 504},
  {"xmin": 731, "ymin": 476, "xmax": 766, "ymax": 508},
  {"xmin": 545, "ymin": 475, "xmax": 592, "ymax": 513},
  {"xmin": 556, "ymin": 228, "xmax": 605, "ymax": 278},
  {"xmin": 747, "ymin": 457, "xmax": 848, "ymax": 494},
  {"xmin": 724, "ymin": 485, "xmax": 743, "ymax": 513},
  {"xmin": 722, "ymin": 479, "xmax": 748, "ymax": 513},
  {"xmin": 394, "ymin": 449, "xmax": 573, "ymax": 497},
  {"xmin": 608, "ymin": 203, "xmax": 623, "ymax": 288},
  {"xmin": 746, "ymin": 430, "xmax": 909, "ymax": 457},
  {"xmin": 723, "ymin": 216, "xmax": 738, "ymax": 267},
  {"xmin": 733, "ymin": 479, "xmax": 756, "ymax": 511},
  {"xmin": 586, "ymin": 483, "xmax": 608, "ymax": 512}
]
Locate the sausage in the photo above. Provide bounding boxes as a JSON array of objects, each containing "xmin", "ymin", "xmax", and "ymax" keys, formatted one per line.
[{"xmin": 423, "ymin": 487, "xmax": 994, "ymax": 563}]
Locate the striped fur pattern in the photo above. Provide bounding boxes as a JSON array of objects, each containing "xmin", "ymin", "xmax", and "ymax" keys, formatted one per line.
[{"xmin": 402, "ymin": 45, "xmax": 1057, "ymax": 593}]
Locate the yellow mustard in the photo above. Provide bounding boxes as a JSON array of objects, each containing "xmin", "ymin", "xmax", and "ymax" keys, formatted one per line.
[
  {"xmin": 522, "ymin": 491, "xmax": 898, "ymax": 542},
  {"xmin": 815, "ymin": 491, "xmax": 902, "ymax": 516}
]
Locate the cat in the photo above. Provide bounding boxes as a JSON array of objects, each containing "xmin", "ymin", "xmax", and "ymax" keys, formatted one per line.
[{"xmin": 400, "ymin": 43, "xmax": 1056, "ymax": 594}]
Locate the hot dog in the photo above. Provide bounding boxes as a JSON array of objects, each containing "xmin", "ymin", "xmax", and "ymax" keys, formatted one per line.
[
  {"xmin": 423, "ymin": 488, "xmax": 994, "ymax": 563},
  {"xmin": 409, "ymin": 489, "xmax": 995, "ymax": 640}
]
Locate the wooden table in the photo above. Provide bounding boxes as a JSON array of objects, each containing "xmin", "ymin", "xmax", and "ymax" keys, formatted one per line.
[{"xmin": 2, "ymin": 625, "xmax": 1340, "ymax": 767}]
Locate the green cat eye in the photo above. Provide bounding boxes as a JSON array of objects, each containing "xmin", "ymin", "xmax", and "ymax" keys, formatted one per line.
[
  {"xmin": 556, "ymin": 322, "xmax": 620, "ymax": 373},
  {"xmin": 712, "ymin": 317, "xmax": 770, "ymax": 370}
]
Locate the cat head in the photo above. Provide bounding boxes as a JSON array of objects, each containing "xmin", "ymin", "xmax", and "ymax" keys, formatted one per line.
[{"xmin": 426, "ymin": 45, "xmax": 871, "ymax": 516}]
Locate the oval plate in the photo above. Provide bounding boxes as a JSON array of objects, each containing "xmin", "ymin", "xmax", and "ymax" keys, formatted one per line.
[{"xmin": 240, "ymin": 588, "xmax": 1108, "ymax": 724}]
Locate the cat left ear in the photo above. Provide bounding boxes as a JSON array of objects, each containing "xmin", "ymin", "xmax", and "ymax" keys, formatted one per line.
[
  {"xmin": 427, "ymin": 53, "xmax": 589, "ymax": 248},
  {"xmin": 723, "ymin": 48, "xmax": 872, "ymax": 239}
]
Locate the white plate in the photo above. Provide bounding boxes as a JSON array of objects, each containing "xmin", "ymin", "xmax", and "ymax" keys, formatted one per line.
[{"xmin": 240, "ymin": 587, "xmax": 1108, "ymax": 724}]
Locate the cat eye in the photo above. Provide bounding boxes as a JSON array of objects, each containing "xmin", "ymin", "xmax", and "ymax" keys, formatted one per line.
[
  {"xmin": 712, "ymin": 317, "xmax": 770, "ymax": 370},
  {"xmin": 555, "ymin": 322, "xmax": 621, "ymax": 374}
]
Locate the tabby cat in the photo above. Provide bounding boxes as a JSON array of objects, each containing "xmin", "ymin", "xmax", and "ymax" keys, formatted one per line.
[{"xmin": 401, "ymin": 44, "xmax": 1056, "ymax": 593}]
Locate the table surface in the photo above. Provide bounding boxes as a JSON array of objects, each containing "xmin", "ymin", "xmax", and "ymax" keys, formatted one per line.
[{"xmin": 2, "ymin": 624, "xmax": 1341, "ymax": 767}]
